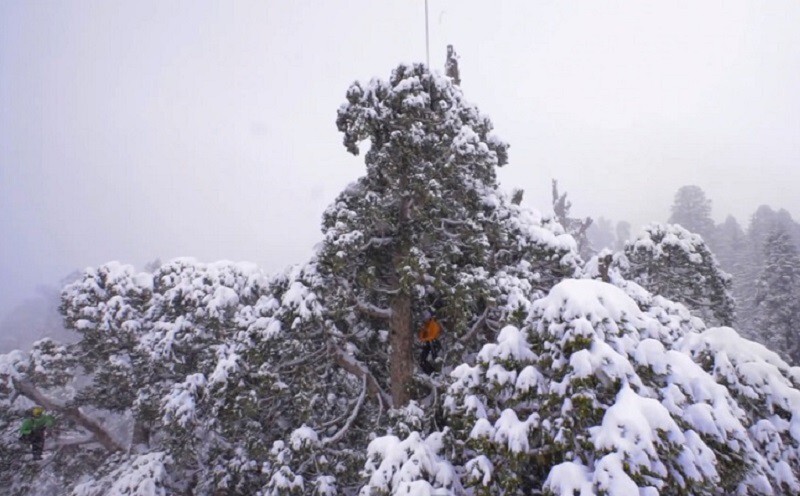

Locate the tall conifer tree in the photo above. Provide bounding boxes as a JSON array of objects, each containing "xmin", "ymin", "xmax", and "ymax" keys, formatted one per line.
[
  {"xmin": 753, "ymin": 228, "xmax": 800, "ymax": 363},
  {"xmin": 669, "ymin": 185, "xmax": 715, "ymax": 241}
]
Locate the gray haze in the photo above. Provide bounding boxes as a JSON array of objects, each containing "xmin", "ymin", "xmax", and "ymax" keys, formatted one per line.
[{"xmin": 2, "ymin": 1, "xmax": 799, "ymax": 330}]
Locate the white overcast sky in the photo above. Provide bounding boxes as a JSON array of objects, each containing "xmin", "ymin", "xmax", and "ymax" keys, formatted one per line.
[{"xmin": 1, "ymin": 1, "xmax": 799, "ymax": 320}]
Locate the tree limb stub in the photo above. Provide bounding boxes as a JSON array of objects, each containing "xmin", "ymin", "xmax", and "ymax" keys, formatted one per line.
[{"xmin": 12, "ymin": 377, "xmax": 124, "ymax": 452}]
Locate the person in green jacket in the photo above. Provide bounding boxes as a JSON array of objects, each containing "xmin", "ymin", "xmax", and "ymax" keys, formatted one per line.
[{"xmin": 19, "ymin": 406, "xmax": 55, "ymax": 460}]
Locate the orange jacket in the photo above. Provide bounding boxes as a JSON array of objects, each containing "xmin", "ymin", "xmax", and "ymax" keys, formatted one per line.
[{"xmin": 418, "ymin": 318, "xmax": 442, "ymax": 342}]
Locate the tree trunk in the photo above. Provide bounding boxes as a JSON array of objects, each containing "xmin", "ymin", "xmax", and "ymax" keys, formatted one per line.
[
  {"xmin": 389, "ymin": 291, "xmax": 413, "ymax": 407},
  {"xmin": 388, "ymin": 194, "xmax": 415, "ymax": 407}
]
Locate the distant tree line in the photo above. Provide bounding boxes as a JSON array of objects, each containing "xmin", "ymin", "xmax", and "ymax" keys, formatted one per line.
[
  {"xmin": 666, "ymin": 184, "xmax": 800, "ymax": 363},
  {"xmin": 575, "ymin": 182, "xmax": 800, "ymax": 364}
]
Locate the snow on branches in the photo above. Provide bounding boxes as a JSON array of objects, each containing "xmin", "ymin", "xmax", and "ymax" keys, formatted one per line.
[
  {"xmin": 618, "ymin": 223, "xmax": 736, "ymax": 327},
  {"xmin": 359, "ymin": 279, "xmax": 800, "ymax": 495}
]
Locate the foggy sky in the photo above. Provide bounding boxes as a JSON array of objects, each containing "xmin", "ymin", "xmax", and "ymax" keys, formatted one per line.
[{"xmin": 1, "ymin": 1, "xmax": 799, "ymax": 322}]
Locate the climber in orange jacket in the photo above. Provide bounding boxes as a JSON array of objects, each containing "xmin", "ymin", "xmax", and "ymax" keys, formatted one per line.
[{"xmin": 418, "ymin": 313, "xmax": 442, "ymax": 374}]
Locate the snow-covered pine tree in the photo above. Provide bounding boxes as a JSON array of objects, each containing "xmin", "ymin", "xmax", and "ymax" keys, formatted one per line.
[
  {"xmin": 714, "ymin": 215, "xmax": 747, "ymax": 270},
  {"xmin": 57, "ymin": 259, "xmax": 334, "ymax": 495},
  {"xmin": 618, "ymin": 223, "xmax": 735, "ymax": 327},
  {"xmin": 748, "ymin": 206, "xmax": 800, "ymax": 251},
  {"xmin": 59, "ymin": 262, "xmax": 153, "ymax": 424},
  {"xmin": 736, "ymin": 206, "xmax": 800, "ymax": 339},
  {"xmin": 0, "ymin": 259, "xmax": 278, "ymax": 495},
  {"xmin": 0, "ymin": 263, "xmax": 156, "ymax": 495},
  {"xmin": 254, "ymin": 63, "xmax": 579, "ymax": 492},
  {"xmin": 753, "ymin": 228, "xmax": 800, "ymax": 364},
  {"xmin": 359, "ymin": 278, "xmax": 800, "ymax": 495},
  {"xmin": 133, "ymin": 259, "xmax": 271, "ymax": 493},
  {"xmin": 330, "ymin": 62, "xmax": 578, "ymax": 407},
  {"xmin": 712, "ymin": 215, "xmax": 753, "ymax": 336},
  {"xmin": 679, "ymin": 326, "xmax": 800, "ymax": 493}
]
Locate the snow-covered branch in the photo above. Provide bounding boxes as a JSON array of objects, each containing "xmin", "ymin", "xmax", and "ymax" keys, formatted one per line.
[
  {"xmin": 322, "ymin": 375, "xmax": 367, "ymax": 446},
  {"xmin": 373, "ymin": 285, "xmax": 401, "ymax": 296},
  {"xmin": 277, "ymin": 346, "xmax": 328, "ymax": 371},
  {"xmin": 360, "ymin": 237, "xmax": 393, "ymax": 251},
  {"xmin": 355, "ymin": 299, "xmax": 393, "ymax": 320},
  {"xmin": 12, "ymin": 377, "xmax": 124, "ymax": 452},
  {"xmin": 459, "ymin": 308, "xmax": 490, "ymax": 344},
  {"xmin": 679, "ymin": 294, "xmax": 713, "ymax": 308},
  {"xmin": 329, "ymin": 342, "xmax": 392, "ymax": 409},
  {"xmin": 53, "ymin": 436, "xmax": 100, "ymax": 447},
  {"xmin": 441, "ymin": 218, "xmax": 467, "ymax": 227},
  {"xmin": 431, "ymin": 224, "xmax": 461, "ymax": 239}
]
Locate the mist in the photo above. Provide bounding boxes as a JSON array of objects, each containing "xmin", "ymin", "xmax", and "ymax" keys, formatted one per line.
[{"xmin": 2, "ymin": 0, "xmax": 799, "ymax": 343}]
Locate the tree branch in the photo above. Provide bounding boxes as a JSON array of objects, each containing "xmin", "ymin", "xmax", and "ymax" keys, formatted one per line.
[
  {"xmin": 12, "ymin": 377, "xmax": 124, "ymax": 452},
  {"xmin": 52, "ymin": 436, "xmax": 98, "ymax": 447},
  {"xmin": 459, "ymin": 308, "xmax": 490, "ymax": 344},
  {"xmin": 441, "ymin": 218, "xmax": 467, "ymax": 227},
  {"xmin": 360, "ymin": 237, "xmax": 393, "ymax": 251},
  {"xmin": 276, "ymin": 346, "xmax": 328, "ymax": 371},
  {"xmin": 322, "ymin": 375, "xmax": 367, "ymax": 446},
  {"xmin": 373, "ymin": 285, "xmax": 401, "ymax": 296},
  {"xmin": 680, "ymin": 295, "xmax": 713, "ymax": 308},
  {"xmin": 355, "ymin": 299, "xmax": 393, "ymax": 320},
  {"xmin": 328, "ymin": 342, "xmax": 392, "ymax": 409}
]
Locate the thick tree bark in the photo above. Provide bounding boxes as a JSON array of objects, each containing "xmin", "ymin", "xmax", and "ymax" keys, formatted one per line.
[
  {"xmin": 12, "ymin": 377, "xmax": 124, "ymax": 452},
  {"xmin": 389, "ymin": 291, "xmax": 414, "ymax": 407},
  {"xmin": 386, "ymin": 193, "xmax": 417, "ymax": 408}
]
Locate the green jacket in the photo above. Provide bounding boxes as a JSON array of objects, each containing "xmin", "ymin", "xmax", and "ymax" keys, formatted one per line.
[{"xmin": 20, "ymin": 415, "xmax": 54, "ymax": 436}]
